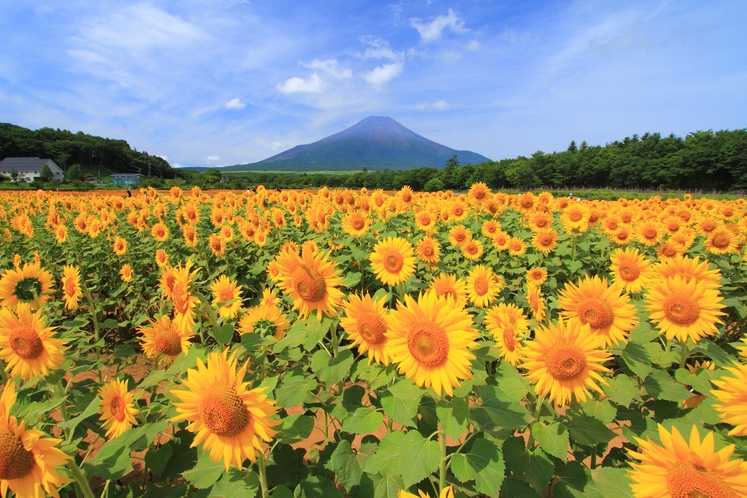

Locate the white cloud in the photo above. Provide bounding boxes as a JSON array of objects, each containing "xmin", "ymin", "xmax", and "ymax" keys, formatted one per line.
[
  {"xmin": 276, "ymin": 73, "xmax": 326, "ymax": 94},
  {"xmin": 301, "ymin": 59, "xmax": 352, "ymax": 79},
  {"xmin": 224, "ymin": 98, "xmax": 246, "ymax": 110},
  {"xmin": 206, "ymin": 155, "xmax": 221, "ymax": 164},
  {"xmin": 416, "ymin": 100, "xmax": 451, "ymax": 111},
  {"xmin": 362, "ymin": 62, "xmax": 404, "ymax": 88},
  {"xmin": 411, "ymin": 9, "xmax": 467, "ymax": 43},
  {"xmin": 359, "ymin": 36, "xmax": 400, "ymax": 60}
]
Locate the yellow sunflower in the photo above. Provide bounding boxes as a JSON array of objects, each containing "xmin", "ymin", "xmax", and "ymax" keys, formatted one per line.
[
  {"xmin": 0, "ymin": 304, "xmax": 66, "ymax": 381},
  {"xmin": 705, "ymin": 227, "xmax": 739, "ymax": 255},
  {"xmin": 628, "ymin": 424, "xmax": 747, "ymax": 498},
  {"xmin": 209, "ymin": 233, "xmax": 226, "ymax": 256},
  {"xmin": 98, "ymin": 378, "xmax": 139, "ymax": 439},
  {"xmin": 276, "ymin": 247, "xmax": 344, "ymax": 320},
  {"xmin": 171, "ymin": 260, "xmax": 200, "ymax": 330},
  {"xmin": 531, "ymin": 229, "xmax": 558, "ymax": 253},
  {"xmin": 386, "ymin": 291, "xmax": 478, "ymax": 396},
  {"xmin": 155, "ymin": 249, "xmax": 169, "ymax": 268},
  {"xmin": 113, "ymin": 236, "xmax": 128, "ymax": 256},
  {"xmin": 342, "ymin": 211, "xmax": 371, "ymax": 237},
  {"xmin": 491, "ymin": 230, "xmax": 510, "ymax": 251},
  {"xmin": 171, "ymin": 349, "xmax": 280, "ymax": 470},
  {"xmin": 0, "ymin": 262, "xmax": 54, "ymax": 310},
  {"xmin": 610, "ymin": 247, "xmax": 652, "ymax": 294},
  {"xmin": 710, "ymin": 363, "xmax": 747, "ymax": 437},
  {"xmin": 238, "ymin": 304, "xmax": 289, "ymax": 341},
  {"xmin": 635, "ymin": 220, "xmax": 665, "ymax": 247},
  {"xmin": 159, "ymin": 265, "xmax": 178, "ymax": 300},
  {"xmin": 651, "ymin": 254, "xmax": 722, "ymax": 290},
  {"xmin": 485, "ymin": 303, "xmax": 530, "ymax": 366},
  {"xmin": 60, "ymin": 265, "xmax": 83, "ymax": 311},
  {"xmin": 526, "ymin": 267, "xmax": 548, "ymax": 286},
  {"xmin": 416, "ymin": 236, "xmax": 441, "ymax": 266},
  {"xmin": 429, "ymin": 274, "xmax": 468, "ymax": 309},
  {"xmin": 210, "ymin": 275, "xmax": 243, "ymax": 319},
  {"xmin": 54, "ymin": 224, "xmax": 68, "ymax": 244},
  {"xmin": 0, "ymin": 381, "xmax": 71, "ymax": 497},
  {"xmin": 139, "ymin": 315, "xmax": 192, "ymax": 363},
  {"xmin": 183, "ymin": 225, "xmax": 198, "ymax": 247},
  {"xmin": 466, "ymin": 265, "xmax": 501, "ymax": 308},
  {"xmin": 339, "ymin": 293, "xmax": 391, "ymax": 366},
  {"xmin": 521, "ymin": 318, "xmax": 610, "ymax": 406},
  {"xmin": 369, "ymin": 237, "xmax": 416, "ymax": 286},
  {"xmin": 461, "ymin": 238, "xmax": 484, "ymax": 261},
  {"xmin": 448, "ymin": 225, "xmax": 472, "ymax": 248},
  {"xmin": 120, "ymin": 263, "xmax": 133, "ymax": 282},
  {"xmin": 558, "ymin": 275, "xmax": 639, "ymax": 347},
  {"xmin": 151, "ymin": 222, "xmax": 170, "ymax": 242},
  {"xmin": 645, "ymin": 275, "xmax": 726, "ymax": 344}
]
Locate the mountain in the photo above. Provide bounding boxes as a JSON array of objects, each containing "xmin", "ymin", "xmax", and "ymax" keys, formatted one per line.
[{"xmin": 223, "ymin": 116, "xmax": 490, "ymax": 171}]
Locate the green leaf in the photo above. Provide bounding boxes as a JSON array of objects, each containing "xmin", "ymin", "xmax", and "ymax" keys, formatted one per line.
[
  {"xmin": 240, "ymin": 333, "xmax": 275, "ymax": 352},
  {"xmin": 58, "ymin": 394, "xmax": 100, "ymax": 433},
  {"xmin": 449, "ymin": 438, "xmax": 505, "ymax": 496},
  {"xmin": 311, "ymin": 349, "xmax": 354, "ymax": 386},
  {"xmin": 604, "ymin": 374, "xmax": 638, "ymax": 408},
  {"xmin": 495, "ymin": 361, "xmax": 531, "ymax": 400},
  {"xmin": 182, "ymin": 452, "xmax": 225, "ymax": 488},
  {"xmin": 276, "ymin": 415, "xmax": 315, "ymax": 444},
  {"xmin": 620, "ymin": 341, "xmax": 652, "ymax": 379},
  {"xmin": 501, "ymin": 477, "xmax": 541, "ymax": 498},
  {"xmin": 674, "ymin": 368, "xmax": 713, "ymax": 395},
  {"xmin": 554, "ymin": 461, "xmax": 602, "ymax": 498},
  {"xmin": 503, "ymin": 437, "xmax": 554, "ymax": 493},
  {"xmin": 341, "ymin": 271, "xmax": 362, "ymax": 287},
  {"xmin": 399, "ymin": 431, "xmax": 441, "ymax": 488},
  {"xmin": 83, "ymin": 435, "xmax": 134, "ymax": 480},
  {"xmin": 473, "ymin": 385, "xmax": 530, "ymax": 431},
  {"xmin": 210, "ymin": 323, "xmax": 235, "ymax": 345},
  {"xmin": 591, "ymin": 467, "xmax": 634, "ymax": 498},
  {"xmin": 211, "ymin": 469, "xmax": 261, "ymax": 497},
  {"xmin": 275, "ymin": 372, "xmax": 317, "ymax": 408},
  {"xmin": 144, "ymin": 442, "xmax": 172, "ymax": 476},
  {"xmin": 364, "ymin": 431, "xmax": 405, "ymax": 475},
  {"xmin": 436, "ymin": 397, "xmax": 470, "ymax": 441},
  {"xmin": 701, "ymin": 339, "xmax": 738, "ymax": 367},
  {"xmin": 342, "ymin": 407, "xmax": 384, "ymax": 434},
  {"xmin": 371, "ymin": 474, "xmax": 405, "ymax": 498},
  {"xmin": 381, "ymin": 381, "xmax": 423, "ymax": 427},
  {"xmin": 301, "ymin": 317, "xmax": 332, "ymax": 351},
  {"xmin": 642, "ymin": 369, "xmax": 692, "ymax": 402},
  {"xmin": 531, "ymin": 421, "xmax": 569, "ymax": 460},
  {"xmin": 566, "ymin": 415, "xmax": 615, "ymax": 446},
  {"xmin": 297, "ymin": 475, "xmax": 343, "ymax": 498},
  {"xmin": 274, "ymin": 320, "xmax": 307, "ymax": 353},
  {"xmin": 329, "ymin": 439, "xmax": 376, "ymax": 490},
  {"xmin": 331, "ymin": 385, "xmax": 365, "ymax": 419},
  {"xmin": 100, "ymin": 318, "xmax": 120, "ymax": 329},
  {"xmin": 581, "ymin": 399, "xmax": 617, "ymax": 424}
]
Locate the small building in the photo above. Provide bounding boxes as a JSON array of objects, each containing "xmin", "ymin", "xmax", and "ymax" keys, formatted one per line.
[
  {"xmin": 111, "ymin": 173, "xmax": 142, "ymax": 186},
  {"xmin": 0, "ymin": 157, "xmax": 64, "ymax": 182}
]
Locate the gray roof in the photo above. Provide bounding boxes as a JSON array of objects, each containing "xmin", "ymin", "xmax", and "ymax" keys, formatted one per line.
[{"xmin": 0, "ymin": 157, "xmax": 57, "ymax": 171}]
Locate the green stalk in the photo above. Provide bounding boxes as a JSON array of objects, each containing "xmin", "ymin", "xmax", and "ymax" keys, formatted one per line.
[
  {"xmin": 67, "ymin": 459, "xmax": 96, "ymax": 498},
  {"xmin": 680, "ymin": 340, "xmax": 689, "ymax": 369},
  {"xmin": 439, "ymin": 429, "xmax": 447, "ymax": 492},
  {"xmin": 258, "ymin": 451, "xmax": 270, "ymax": 498}
]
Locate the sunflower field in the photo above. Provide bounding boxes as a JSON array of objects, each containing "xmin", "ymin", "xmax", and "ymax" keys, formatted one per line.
[{"xmin": 1, "ymin": 184, "xmax": 747, "ymax": 498}]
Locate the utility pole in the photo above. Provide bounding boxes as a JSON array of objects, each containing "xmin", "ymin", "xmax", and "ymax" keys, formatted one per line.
[{"xmin": 148, "ymin": 161, "xmax": 151, "ymax": 177}]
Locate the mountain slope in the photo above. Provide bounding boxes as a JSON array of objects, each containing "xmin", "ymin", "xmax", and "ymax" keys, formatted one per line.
[{"xmin": 224, "ymin": 116, "xmax": 490, "ymax": 171}]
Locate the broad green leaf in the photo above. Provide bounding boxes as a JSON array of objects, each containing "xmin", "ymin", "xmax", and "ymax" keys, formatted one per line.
[
  {"xmin": 581, "ymin": 399, "xmax": 617, "ymax": 424},
  {"xmin": 642, "ymin": 369, "xmax": 691, "ymax": 402},
  {"xmin": 495, "ymin": 361, "xmax": 531, "ymax": 400},
  {"xmin": 501, "ymin": 477, "xmax": 541, "ymax": 498},
  {"xmin": 591, "ymin": 467, "xmax": 634, "ymax": 498},
  {"xmin": 436, "ymin": 397, "xmax": 469, "ymax": 441},
  {"xmin": 274, "ymin": 320, "xmax": 307, "ymax": 353},
  {"xmin": 210, "ymin": 323, "xmax": 235, "ymax": 345},
  {"xmin": 276, "ymin": 415, "xmax": 315, "ymax": 444},
  {"xmin": 566, "ymin": 414, "xmax": 615, "ymax": 446},
  {"xmin": 301, "ymin": 317, "xmax": 332, "ymax": 351},
  {"xmin": 553, "ymin": 461, "xmax": 602, "ymax": 498},
  {"xmin": 503, "ymin": 437, "xmax": 554, "ymax": 493},
  {"xmin": 182, "ymin": 452, "xmax": 225, "ymax": 489},
  {"xmin": 210, "ymin": 469, "xmax": 260, "ymax": 497},
  {"xmin": 364, "ymin": 431, "xmax": 405, "ymax": 475},
  {"xmin": 297, "ymin": 475, "xmax": 343, "ymax": 498},
  {"xmin": 399, "ymin": 431, "xmax": 440, "ymax": 488},
  {"xmin": 331, "ymin": 385, "xmax": 365, "ymax": 419},
  {"xmin": 674, "ymin": 367, "xmax": 714, "ymax": 395},
  {"xmin": 342, "ymin": 407, "xmax": 384, "ymax": 434},
  {"xmin": 311, "ymin": 349, "xmax": 354, "ymax": 386},
  {"xmin": 531, "ymin": 421, "xmax": 569, "ymax": 460},
  {"xmin": 275, "ymin": 372, "xmax": 317, "ymax": 408},
  {"xmin": 474, "ymin": 385, "xmax": 530, "ymax": 431},
  {"xmin": 371, "ymin": 474, "xmax": 405, "ymax": 498},
  {"xmin": 604, "ymin": 374, "xmax": 638, "ymax": 407},
  {"xmin": 449, "ymin": 438, "xmax": 505, "ymax": 496},
  {"xmin": 144, "ymin": 442, "xmax": 172, "ymax": 476},
  {"xmin": 341, "ymin": 271, "xmax": 362, "ymax": 287},
  {"xmin": 620, "ymin": 341, "xmax": 652, "ymax": 379},
  {"xmin": 381, "ymin": 380, "xmax": 423, "ymax": 427},
  {"xmin": 58, "ymin": 394, "xmax": 100, "ymax": 432},
  {"xmin": 329, "ymin": 439, "xmax": 376, "ymax": 490}
]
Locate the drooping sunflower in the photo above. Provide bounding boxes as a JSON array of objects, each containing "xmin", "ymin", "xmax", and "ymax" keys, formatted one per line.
[
  {"xmin": 645, "ymin": 275, "xmax": 726, "ymax": 344},
  {"xmin": 429, "ymin": 274, "xmax": 469, "ymax": 309},
  {"xmin": 238, "ymin": 304, "xmax": 290, "ymax": 341},
  {"xmin": 210, "ymin": 275, "xmax": 243, "ymax": 319},
  {"xmin": 369, "ymin": 237, "xmax": 416, "ymax": 286},
  {"xmin": 521, "ymin": 318, "xmax": 610, "ymax": 406},
  {"xmin": 628, "ymin": 424, "xmax": 747, "ymax": 498},
  {"xmin": 531, "ymin": 229, "xmax": 558, "ymax": 253},
  {"xmin": 416, "ymin": 236, "xmax": 441, "ymax": 266},
  {"xmin": 466, "ymin": 265, "xmax": 501, "ymax": 308},
  {"xmin": 98, "ymin": 378, "xmax": 139, "ymax": 439},
  {"xmin": 339, "ymin": 293, "xmax": 391, "ymax": 366},
  {"xmin": 0, "ymin": 303, "xmax": 67, "ymax": 381},
  {"xmin": 610, "ymin": 247, "xmax": 652, "ymax": 294},
  {"xmin": 60, "ymin": 265, "xmax": 83, "ymax": 311},
  {"xmin": 276, "ymin": 247, "xmax": 344, "ymax": 320},
  {"xmin": 386, "ymin": 291, "xmax": 478, "ymax": 396},
  {"xmin": 120, "ymin": 263, "xmax": 133, "ymax": 282},
  {"xmin": 710, "ymin": 363, "xmax": 747, "ymax": 437},
  {"xmin": 139, "ymin": 314, "xmax": 192, "ymax": 363},
  {"xmin": 0, "ymin": 381, "xmax": 71, "ymax": 497},
  {"xmin": 171, "ymin": 349, "xmax": 280, "ymax": 470},
  {"xmin": 0, "ymin": 262, "xmax": 54, "ymax": 310},
  {"xmin": 113, "ymin": 236, "xmax": 128, "ymax": 256},
  {"xmin": 558, "ymin": 275, "xmax": 639, "ymax": 346}
]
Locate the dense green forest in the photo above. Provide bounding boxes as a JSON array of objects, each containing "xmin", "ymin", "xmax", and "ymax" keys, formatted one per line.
[
  {"xmin": 210, "ymin": 129, "xmax": 747, "ymax": 192},
  {"xmin": 0, "ymin": 123, "xmax": 174, "ymax": 177}
]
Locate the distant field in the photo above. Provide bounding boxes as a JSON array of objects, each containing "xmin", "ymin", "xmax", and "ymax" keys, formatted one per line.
[{"xmin": 223, "ymin": 170, "xmax": 362, "ymax": 175}]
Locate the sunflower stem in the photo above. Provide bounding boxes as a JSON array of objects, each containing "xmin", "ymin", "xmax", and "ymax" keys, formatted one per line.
[
  {"xmin": 258, "ymin": 451, "xmax": 270, "ymax": 498},
  {"xmin": 680, "ymin": 340, "xmax": 689, "ymax": 368},
  {"xmin": 67, "ymin": 459, "xmax": 96, "ymax": 498},
  {"xmin": 330, "ymin": 321, "xmax": 339, "ymax": 358},
  {"xmin": 439, "ymin": 429, "xmax": 447, "ymax": 492}
]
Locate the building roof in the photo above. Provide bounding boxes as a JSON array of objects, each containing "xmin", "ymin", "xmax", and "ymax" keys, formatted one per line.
[{"xmin": 0, "ymin": 157, "xmax": 57, "ymax": 170}]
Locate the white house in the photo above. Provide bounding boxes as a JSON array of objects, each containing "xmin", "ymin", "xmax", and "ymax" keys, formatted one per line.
[{"xmin": 0, "ymin": 157, "xmax": 64, "ymax": 182}]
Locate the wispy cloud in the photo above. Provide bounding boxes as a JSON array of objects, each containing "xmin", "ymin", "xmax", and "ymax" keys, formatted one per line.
[
  {"xmin": 276, "ymin": 73, "xmax": 326, "ymax": 94},
  {"xmin": 362, "ymin": 62, "xmax": 404, "ymax": 88},
  {"xmin": 301, "ymin": 58, "xmax": 352, "ymax": 79},
  {"xmin": 415, "ymin": 100, "xmax": 451, "ymax": 112},
  {"xmin": 411, "ymin": 9, "xmax": 467, "ymax": 43},
  {"xmin": 359, "ymin": 36, "xmax": 401, "ymax": 60},
  {"xmin": 224, "ymin": 98, "xmax": 246, "ymax": 110},
  {"xmin": 206, "ymin": 155, "xmax": 221, "ymax": 164}
]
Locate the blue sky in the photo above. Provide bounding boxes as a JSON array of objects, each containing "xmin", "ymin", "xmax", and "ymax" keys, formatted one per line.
[{"xmin": 1, "ymin": 1, "xmax": 745, "ymax": 168}]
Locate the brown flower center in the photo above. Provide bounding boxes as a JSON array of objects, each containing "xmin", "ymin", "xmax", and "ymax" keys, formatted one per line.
[
  {"xmin": 109, "ymin": 396, "xmax": 127, "ymax": 422},
  {"xmin": 663, "ymin": 294, "xmax": 700, "ymax": 326},
  {"xmin": 220, "ymin": 289, "xmax": 234, "ymax": 302},
  {"xmin": 642, "ymin": 227, "xmax": 658, "ymax": 239},
  {"xmin": 545, "ymin": 343, "xmax": 587, "ymax": 381},
  {"xmin": 10, "ymin": 326, "xmax": 44, "ymax": 360},
  {"xmin": 619, "ymin": 262, "xmax": 641, "ymax": 282},
  {"xmin": 711, "ymin": 234, "xmax": 730, "ymax": 249},
  {"xmin": 407, "ymin": 322, "xmax": 449, "ymax": 368},
  {"xmin": 0, "ymin": 432, "xmax": 35, "ymax": 480},
  {"xmin": 466, "ymin": 243, "xmax": 479, "ymax": 255},
  {"xmin": 357, "ymin": 311, "xmax": 387, "ymax": 345},
  {"xmin": 473, "ymin": 276, "xmax": 489, "ymax": 296},
  {"xmin": 576, "ymin": 298, "xmax": 615, "ymax": 330},
  {"xmin": 154, "ymin": 326, "xmax": 183, "ymax": 357},
  {"xmin": 422, "ymin": 245, "xmax": 434, "ymax": 257},
  {"xmin": 292, "ymin": 265, "xmax": 327, "ymax": 303},
  {"xmin": 352, "ymin": 217, "xmax": 365, "ymax": 230},
  {"xmin": 65, "ymin": 277, "xmax": 77, "ymax": 297},
  {"xmin": 384, "ymin": 252, "xmax": 404, "ymax": 273},
  {"xmin": 569, "ymin": 211, "xmax": 583, "ymax": 222},
  {"xmin": 666, "ymin": 461, "xmax": 737, "ymax": 498},
  {"xmin": 503, "ymin": 327, "xmax": 517, "ymax": 352},
  {"xmin": 199, "ymin": 384, "xmax": 249, "ymax": 437}
]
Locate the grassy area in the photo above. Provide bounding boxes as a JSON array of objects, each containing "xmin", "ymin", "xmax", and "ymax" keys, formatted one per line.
[{"xmin": 223, "ymin": 169, "xmax": 362, "ymax": 175}]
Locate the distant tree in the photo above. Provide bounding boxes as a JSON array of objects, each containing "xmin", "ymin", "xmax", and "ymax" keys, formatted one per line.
[
  {"xmin": 424, "ymin": 178, "xmax": 444, "ymax": 192},
  {"xmin": 65, "ymin": 163, "xmax": 81, "ymax": 182},
  {"xmin": 203, "ymin": 168, "xmax": 222, "ymax": 184},
  {"xmin": 39, "ymin": 164, "xmax": 54, "ymax": 182},
  {"xmin": 446, "ymin": 155, "xmax": 460, "ymax": 169},
  {"xmin": 10, "ymin": 169, "xmax": 19, "ymax": 181}
]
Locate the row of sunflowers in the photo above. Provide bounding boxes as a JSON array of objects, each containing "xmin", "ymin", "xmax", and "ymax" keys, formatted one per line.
[{"xmin": 0, "ymin": 184, "xmax": 746, "ymax": 497}]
